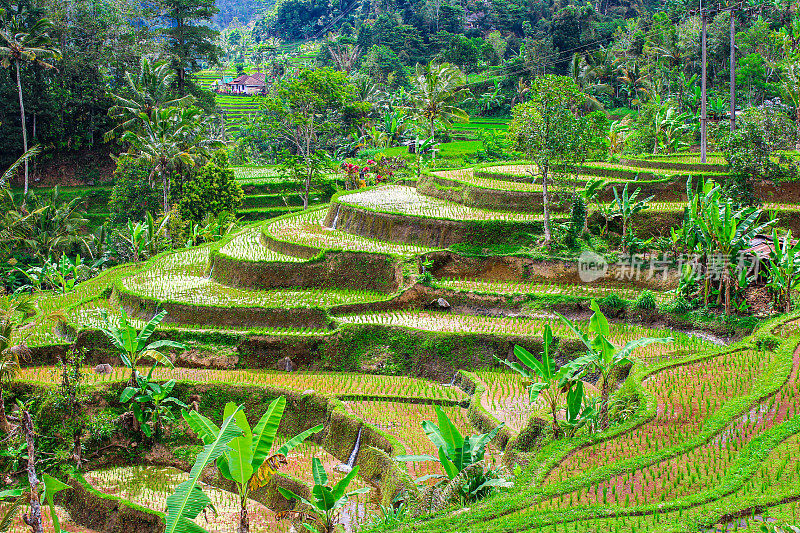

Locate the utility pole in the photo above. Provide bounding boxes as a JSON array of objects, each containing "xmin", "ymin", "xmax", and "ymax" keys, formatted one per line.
[
  {"xmin": 730, "ymin": 11, "xmax": 736, "ymax": 132},
  {"xmin": 701, "ymin": 7, "xmax": 708, "ymax": 163},
  {"xmin": 692, "ymin": 3, "xmax": 760, "ymax": 146}
]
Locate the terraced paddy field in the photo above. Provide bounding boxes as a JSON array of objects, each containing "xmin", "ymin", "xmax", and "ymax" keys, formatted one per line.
[
  {"xmin": 336, "ymin": 185, "xmax": 546, "ymax": 221},
  {"xmin": 8, "ymin": 154, "xmax": 800, "ymax": 533}
]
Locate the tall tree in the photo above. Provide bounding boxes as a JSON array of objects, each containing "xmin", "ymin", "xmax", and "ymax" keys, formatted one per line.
[
  {"xmin": 120, "ymin": 106, "xmax": 222, "ymax": 215},
  {"xmin": 105, "ymin": 58, "xmax": 194, "ymax": 141},
  {"xmin": 261, "ymin": 68, "xmax": 369, "ymax": 209},
  {"xmin": 159, "ymin": 0, "xmax": 219, "ymax": 95},
  {"xmin": 407, "ymin": 61, "xmax": 469, "ymax": 156},
  {"xmin": 508, "ymin": 75, "xmax": 586, "ymax": 244},
  {"xmin": 0, "ymin": 9, "xmax": 60, "ymax": 195}
]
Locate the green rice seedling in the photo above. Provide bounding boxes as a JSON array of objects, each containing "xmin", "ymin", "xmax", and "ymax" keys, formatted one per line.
[
  {"xmin": 338, "ymin": 185, "xmax": 546, "ymax": 222},
  {"xmin": 264, "ymin": 208, "xmax": 434, "ymax": 258},
  {"xmin": 545, "ymin": 348, "xmax": 774, "ymax": 485},
  {"xmin": 84, "ymin": 466, "xmax": 290, "ymax": 533}
]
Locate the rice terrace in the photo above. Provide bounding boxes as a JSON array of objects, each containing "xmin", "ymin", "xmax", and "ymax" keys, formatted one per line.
[{"xmin": 7, "ymin": 3, "xmax": 800, "ymax": 533}]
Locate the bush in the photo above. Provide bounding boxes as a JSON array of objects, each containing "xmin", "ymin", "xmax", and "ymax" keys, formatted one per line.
[
  {"xmin": 662, "ymin": 297, "xmax": 691, "ymax": 315},
  {"xmin": 597, "ymin": 293, "xmax": 629, "ymax": 311},
  {"xmin": 566, "ymin": 196, "xmax": 587, "ymax": 247},
  {"xmin": 175, "ymin": 151, "xmax": 243, "ymax": 223},
  {"xmin": 634, "ymin": 290, "xmax": 657, "ymax": 310},
  {"xmin": 108, "ymin": 156, "xmax": 162, "ymax": 225}
]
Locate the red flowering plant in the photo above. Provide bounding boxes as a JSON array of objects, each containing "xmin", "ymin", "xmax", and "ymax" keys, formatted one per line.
[
  {"xmin": 340, "ymin": 162, "xmax": 361, "ymax": 189},
  {"xmin": 342, "ymin": 156, "xmax": 407, "ymax": 188}
]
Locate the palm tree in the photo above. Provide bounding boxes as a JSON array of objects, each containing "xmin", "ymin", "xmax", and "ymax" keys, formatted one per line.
[
  {"xmin": 0, "ymin": 9, "xmax": 61, "ymax": 195},
  {"xmin": 616, "ymin": 62, "xmax": 650, "ymax": 108},
  {"xmin": 568, "ymin": 53, "xmax": 609, "ymax": 111},
  {"xmin": 24, "ymin": 186, "xmax": 91, "ymax": 261},
  {"xmin": 780, "ymin": 62, "xmax": 800, "ymax": 150},
  {"xmin": 121, "ymin": 106, "xmax": 222, "ymax": 215},
  {"xmin": 407, "ymin": 61, "xmax": 470, "ymax": 161},
  {"xmin": 105, "ymin": 58, "xmax": 194, "ymax": 142},
  {"xmin": 0, "ymin": 296, "xmax": 36, "ymax": 433}
]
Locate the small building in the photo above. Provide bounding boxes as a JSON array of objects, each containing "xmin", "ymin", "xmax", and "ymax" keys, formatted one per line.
[{"xmin": 226, "ymin": 72, "xmax": 267, "ymax": 95}]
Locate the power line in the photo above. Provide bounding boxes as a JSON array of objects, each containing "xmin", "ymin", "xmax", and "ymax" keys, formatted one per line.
[{"xmin": 455, "ymin": 9, "xmax": 692, "ymax": 90}]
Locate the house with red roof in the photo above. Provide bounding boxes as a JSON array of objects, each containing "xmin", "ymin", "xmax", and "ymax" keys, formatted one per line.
[{"xmin": 225, "ymin": 72, "xmax": 267, "ymax": 95}]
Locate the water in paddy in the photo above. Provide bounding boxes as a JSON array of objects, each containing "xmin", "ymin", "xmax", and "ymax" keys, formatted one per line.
[
  {"xmin": 84, "ymin": 465, "xmax": 288, "ymax": 533},
  {"xmin": 83, "ymin": 464, "xmax": 377, "ymax": 533}
]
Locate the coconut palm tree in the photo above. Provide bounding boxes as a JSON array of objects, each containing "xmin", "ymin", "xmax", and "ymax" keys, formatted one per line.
[
  {"xmin": 568, "ymin": 53, "xmax": 610, "ymax": 111},
  {"xmin": 105, "ymin": 57, "xmax": 195, "ymax": 142},
  {"xmin": 407, "ymin": 61, "xmax": 470, "ymax": 161},
  {"xmin": 780, "ymin": 62, "xmax": 800, "ymax": 150},
  {"xmin": 0, "ymin": 9, "xmax": 61, "ymax": 195},
  {"xmin": 0, "ymin": 296, "xmax": 36, "ymax": 433},
  {"xmin": 121, "ymin": 106, "xmax": 222, "ymax": 215},
  {"xmin": 617, "ymin": 62, "xmax": 651, "ymax": 108}
]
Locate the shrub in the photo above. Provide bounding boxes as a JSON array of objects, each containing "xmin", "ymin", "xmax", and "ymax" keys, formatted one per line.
[
  {"xmin": 176, "ymin": 151, "xmax": 243, "ymax": 223},
  {"xmin": 597, "ymin": 293, "xmax": 629, "ymax": 311},
  {"xmin": 566, "ymin": 196, "xmax": 587, "ymax": 246},
  {"xmin": 634, "ymin": 290, "xmax": 657, "ymax": 310},
  {"xmin": 108, "ymin": 156, "xmax": 162, "ymax": 225},
  {"xmin": 662, "ymin": 297, "xmax": 692, "ymax": 315}
]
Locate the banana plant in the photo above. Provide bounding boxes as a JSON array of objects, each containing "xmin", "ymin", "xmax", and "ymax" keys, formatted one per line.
[
  {"xmin": 278, "ymin": 458, "xmax": 369, "ymax": 533},
  {"xmin": 556, "ymin": 299, "xmax": 673, "ymax": 429},
  {"xmin": 494, "ymin": 326, "xmax": 582, "ymax": 438},
  {"xmin": 0, "ymin": 475, "xmax": 71, "ymax": 533},
  {"xmin": 165, "ymin": 406, "xmax": 244, "ymax": 533},
  {"xmin": 396, "ymin": 405, "xmax": 503, "ymax": 481},
  {"xmin": 559, "ymin": 382, "xmax": 597, "ymax": 438},
  {"xmin": 767, "ymin": 229, "xmax": 800, "ymax": 313},
  {"xmin": 183, "ymin": 398, "xmax": 323, "ymax": 533},
  {"xmin": 120, "ymin": 370, "xmax": 187, "ymax": 438},
  {"xmin": 612, "ymin": 183, "xmax": 654, "ymax": 253},
  {"xmin": 99, "ymin": 309, "xmax": 185, "ymax": 385},
  {"xmin": 686, "ymin": 178, "xmax": 775, "ymax": 313},
  {"xmin": 653, "ymin": 105, "xmax": 692, "ymax": 154},
  {"xmin": 581, "ymin": 178, "xmax": 607, "ymax": 232}
]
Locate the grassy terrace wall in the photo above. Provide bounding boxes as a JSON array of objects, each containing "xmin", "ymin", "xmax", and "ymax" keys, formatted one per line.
[
  {"xmin": 323, "ymin": 323, "xmax": 586, "ymax": 381},
  {"xmin": 397, "ymin": 314, "xmax": 800, "ymax": 533},
  {"xmin": 210, "ymin": 248, "xmax": 403, "ymax": 293},
  {"xmin": 425, "ymin": 250, "xmax": 680, "ymax": 291},
  {"xmin": 619, "ymin": 158, "xmax": 728, "ymax": 173},
  {"xmin": 36, "ymin": 378, "xmax": 412, "ymax": 531},
  {"xmin": 417, "ymin": 173, "xmax": 555, "ymax": 212},
  {"xmin": 323, "ymin": 202, "xmax": 544, "ymax": 248},
  {"xmin": 114, "ymin": 283, "xmax": 334, "ymax": 330}
]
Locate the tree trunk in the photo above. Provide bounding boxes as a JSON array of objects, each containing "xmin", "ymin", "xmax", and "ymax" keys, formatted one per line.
[
  {"xmin": 237, "ymin": 502, "xmax": 249, "ymax": 533},
  {"xmin": 16, "ymin": 61, "xmax": 29, "ymax": 196},
  {"xmin": 621, "ymin": 219, "xmax": 628, "ymax": 253},
  {"xmin": 542, "ymin": 165, "xmax": 551, "ymax": 244},
  {"xmin": 550, "ymin": 401, "xmax": 562, "ymax": 439},
  {"xmin": 72, "ymin": 428, "xmax": 83, "ymax": 470},
  {"xmin": 430, "ymin": 120, "xmax": 436, "ymax": 167},
  {"xmin": 303, "ymin": 131, "xmax": 312, "ymax": 210},
  {"xmin": 796, "ymin": 107, "xmax": 800, "ymax": 151},
  {"xmin": 21, "ymin": 410, "xmax": 44, "ymax": 533},
  {"xmin": 0, "ymin": 388, "xmax": 10, "ymax": 434},
  {"xmin": 303, "ymin": 162, "xmax": 311, "ymax": 210},
  {"xmin": 724, "ymin": 269, "xmax": 731, "ymax": 315},
  {"xmin": 599, "ymin": 376, "xmax": 611, "ymax": 429}
]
